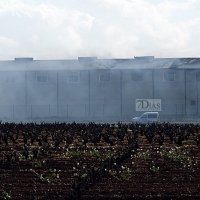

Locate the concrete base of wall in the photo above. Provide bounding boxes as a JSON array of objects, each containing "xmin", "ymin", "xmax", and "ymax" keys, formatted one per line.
[{"xmin": 1, "ymin": 115, "xmax": 200, "ymax": 124}]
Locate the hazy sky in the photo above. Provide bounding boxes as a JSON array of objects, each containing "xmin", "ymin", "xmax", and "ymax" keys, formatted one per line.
[{"xmin": 0, "ymin": 0, "xmax": 200, "ymax": 60}]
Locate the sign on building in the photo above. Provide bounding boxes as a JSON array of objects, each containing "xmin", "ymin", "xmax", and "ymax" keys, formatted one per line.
[{"xmin": 136, "ymin": 99, "xmax": 161, "ymax": 111}]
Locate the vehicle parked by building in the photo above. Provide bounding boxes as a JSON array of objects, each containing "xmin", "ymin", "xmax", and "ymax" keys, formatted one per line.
[{"xmin": 132, "ymin": 112, "xmax": 159, "ymax": 123}]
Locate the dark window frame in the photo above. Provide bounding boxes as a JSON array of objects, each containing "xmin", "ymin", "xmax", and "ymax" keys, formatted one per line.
[
  {"xmin": 131, "ymin": 72, "xmax": 144, "ymax": 81},
  {"xmin": 163, "ymin": 73, "xmax": 175, "ymax": 82},
  {"xmin": 191, "ymin": 100, "xmax": 196, "ymax": 105},
  {"xmin": 196, "ymin": 73, "xmax": 200, "ymax": 82},
  {"xmin": 68, "ymin": 74, "xmax": 79, "ymax": 83},
  {"xmin": 99, "ymin": 74, "xmax": 111, "ymax": 82},
  {"xmin": 5, "ymin": 76, "xmax": 15, "ymax": 84},
  {"xmin": 36, "ymin": 75, "xmax": 48, "ymax": 83}
]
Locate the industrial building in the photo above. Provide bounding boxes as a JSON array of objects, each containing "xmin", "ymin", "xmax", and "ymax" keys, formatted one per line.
[{"xmin": 0, "ymin": 56, "xmax": 200, "ymax": 122}]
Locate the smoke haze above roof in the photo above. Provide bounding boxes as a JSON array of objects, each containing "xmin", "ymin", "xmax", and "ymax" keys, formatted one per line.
[{"xmin": 0, "ymin": 0, "xmax": 200, "ymax": 60}]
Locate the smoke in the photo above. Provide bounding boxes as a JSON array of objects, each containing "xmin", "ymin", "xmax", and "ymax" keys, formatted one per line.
[
  {"xmin": 0, "ymin": 56, "xmax": 200, "ymax": 123},
  {"xmin": 0, "ymin": 1, "xmax": 200, "ymax": 60}
]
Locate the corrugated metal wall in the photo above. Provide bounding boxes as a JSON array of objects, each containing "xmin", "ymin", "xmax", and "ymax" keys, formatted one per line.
[{"xmin": 0, "ymin": 68, "xmax": 199, "ymax": 120}]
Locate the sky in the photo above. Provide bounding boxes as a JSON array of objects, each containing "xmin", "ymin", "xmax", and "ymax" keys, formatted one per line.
[{"xmin": 0, "ymin": 0, "xmax": 200, "ymax": 60}]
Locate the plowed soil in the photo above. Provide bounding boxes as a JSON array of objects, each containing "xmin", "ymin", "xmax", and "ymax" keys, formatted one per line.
[{"xmin": 0, "ymin": 123, "xmax": 200, "ymax": 200}]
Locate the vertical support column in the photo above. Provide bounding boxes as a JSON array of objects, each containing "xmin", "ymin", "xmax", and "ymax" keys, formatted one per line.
[
  {"xmin": 184, "ymin": 69, "xmax": 187, "ymax": 115},
  {"xmin": 152, "ymin": 69, "xmax": 154, "ymax": 99},
  {"xmin": 88, "ymin": 70, "xmax": 90, "ymax": 117},
  {"xmin": 85, "ymin": 104, "xmax": 86, "ymax": 117},
  {"xmin": 196, "ymin": 80, "xmax": 199, "ymax": 115},
  {"xmin": 13, "ymin": 105, "xmax": 14, "ymax": 118},
  {"xmin": 120, "ymin": 69, "xmax": 122, "ymax": 118},
  {"xmin": 49, "ymin": 104, "xmax": 50, "ymax": 117},
  {"xmin": 25, "ymin": 71, "xmax": 28, "ymax": 117},
  {"xmin": 31, "ymin": 105, "xmax": 32, "ymax": 118},
  {"xmin": 57, "ymin": 70, "xmax": 59, "ymax": 117}
]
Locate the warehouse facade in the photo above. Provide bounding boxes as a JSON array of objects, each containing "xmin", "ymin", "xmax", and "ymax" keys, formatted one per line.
[{"xmin": 0, "ymin": 56, "xmax": 200, "ymax": 121}]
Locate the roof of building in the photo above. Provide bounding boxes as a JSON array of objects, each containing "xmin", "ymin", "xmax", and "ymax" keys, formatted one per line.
[{"xmin": 0, "ymin": 56, "xmax": 200, "ymax": 71}]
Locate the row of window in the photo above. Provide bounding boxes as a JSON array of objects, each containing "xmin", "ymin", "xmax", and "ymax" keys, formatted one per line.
[
  {"xmin": 5, "ymin": 73, "xmax": 200, "ymax": 83},
  {"xmin": 5, "ymin": 75, "xmax": 80, "ymax": 83},
  {"xmin": 4, "ymin": 74, "xmax": 176, "ymax": 83},
  {"xmin": 5, "ymin": 74, "xmax": 109, "ymax": 83},
  {"xmin": 5, "ymin": 75, "xmax": 111, "ymax": 83}
]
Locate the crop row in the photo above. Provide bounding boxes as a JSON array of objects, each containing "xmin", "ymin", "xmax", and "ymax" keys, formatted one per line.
[{"xmin": 1, "ymin": 121, "xmax": 200, "ymax": 199}]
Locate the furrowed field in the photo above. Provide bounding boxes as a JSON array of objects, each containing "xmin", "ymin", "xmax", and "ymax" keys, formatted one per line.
[{"xmin": 0, "ymin": 121, "xmax": 200, "ymax": 200}]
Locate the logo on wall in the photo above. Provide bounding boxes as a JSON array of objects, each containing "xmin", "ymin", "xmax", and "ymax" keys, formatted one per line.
[{"xmin": 136, "ymin": 99, "xmax": 161, "ymax": 111}]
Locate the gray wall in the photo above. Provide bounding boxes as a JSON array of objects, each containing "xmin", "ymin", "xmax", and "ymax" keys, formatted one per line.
[
  {"xmin": 90, "ymin": 69, "xmax": 121, "ymax": 117},
  {"xmin": 26, "ymin": 70, "xmax": 57, "ymax": 117},
  {"xmin": 58, "ymin": 70, "xmax": 89, "ymax": 117},
  {"xmin": 0, "ymin": 71, "xmax": 26, "ymax": 118},
  {"xmin": 186, "ymin": 69, "xmax": 199, "ymax": 115},
  {"xmin": 0, "ymin": 67, "xmax": 200, "ymax": 119},
  {"xmin": 122, "ymin": 69, "xmax": 153, "ymax": 117},
  {"xmin": 154, "ymin": 69, "xmax": 185, "ymax": 115}
]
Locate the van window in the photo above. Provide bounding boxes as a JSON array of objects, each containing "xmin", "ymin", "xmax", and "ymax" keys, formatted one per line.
[
  {"xmin": 148, "ymin": 114, "xmax": 157, "ymax": 118},
  {"xmin": 140, "ymin": 114, "xmax": 147, "ymax": 119}
]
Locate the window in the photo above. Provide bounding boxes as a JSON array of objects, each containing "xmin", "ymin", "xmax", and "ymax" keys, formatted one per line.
[
  {"xmin": 36, "ymin": 75, "xmax": 47, "ymax": 83},
  {"xmin": 99, "ymin": 74, "xmax": 110, "ymax": 82},
  {"xmin": 163, "ymin": 73, "xmax": 175, "ymax": 82},
  {"xmin": 6, "ymin": 76, "xmax": 15, "ymax": 84},
  {"xmin": 196, "ymin": 73, "xmax": 200, "ymax": 81},
  {"xmin": 140, "ymin": 114, "xmax": 147, "ymax": 119},
  {"xmin": 68, "ymin": 74, "xmax": 79, "ymax": 83},
  {"xmin": 148, "ymin": 114, "xmax": 157, "ymax": 118},
  {"xmin": 132, "ymin": 72, "xmax": 143, "ymax": 81},
  {"xmin": 191, "ymin": 100, "xmax": 196, "ymax": 105}
]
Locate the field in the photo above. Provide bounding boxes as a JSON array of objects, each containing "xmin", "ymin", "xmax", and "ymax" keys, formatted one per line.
[{"xmin": 0, "ymin": 121, "xmax": 200, "ymax": 200}]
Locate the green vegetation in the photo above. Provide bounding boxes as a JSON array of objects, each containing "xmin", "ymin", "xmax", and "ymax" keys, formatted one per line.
[{"xmin": 1, "ymin": 191, "xmax": 12, "ymax": 200}]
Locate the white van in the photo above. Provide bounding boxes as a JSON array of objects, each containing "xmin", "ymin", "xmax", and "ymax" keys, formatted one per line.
[{"xmin": 132, "ymin": 112, "xmax": 159, "ymax": 123}]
